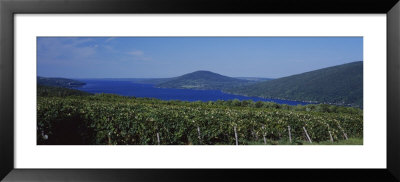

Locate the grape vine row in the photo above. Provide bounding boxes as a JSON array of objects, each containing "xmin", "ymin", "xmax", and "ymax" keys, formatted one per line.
[{"xmin": 37, "ymin": 94, "xmax": 363, "ymax": 145}]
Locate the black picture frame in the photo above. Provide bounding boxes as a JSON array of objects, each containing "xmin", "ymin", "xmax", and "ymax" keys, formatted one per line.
[{"xmin": 1, "ymin": 0, "xmax": 399, "ymax": 181}]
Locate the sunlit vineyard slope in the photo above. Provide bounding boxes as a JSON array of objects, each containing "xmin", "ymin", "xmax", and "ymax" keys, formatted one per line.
[{"xmin": 37, "ymin": 87, "xmax": 363, "ymax": 145}]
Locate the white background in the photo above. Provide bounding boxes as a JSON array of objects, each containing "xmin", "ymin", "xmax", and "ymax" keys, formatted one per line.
[{"xmin": 15, "ymin": 14, "xmax": 386, "ymax": 168}]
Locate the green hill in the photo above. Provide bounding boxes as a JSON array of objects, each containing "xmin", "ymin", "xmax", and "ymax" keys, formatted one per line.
[
  {"xmin": 234, "ymin": 77, "xmax": 273, "ymax": 82},
  {"xmin": 37, "ymin": 85, "xmax": 91, "ymax": 97},
  {"xmin": 226, "ymin": 61, "xmax": 363, "ymax": 107},
  {"xmin": 157, "ymin": 71, "xmax": 255, "ymax": 90},
  {"xmin": 37, "ymin": 76, "xmax": 85, "ymax": 88},
  {"xmin": 37, "ymin": 77, "xmax": 90, "ymax": 97}
]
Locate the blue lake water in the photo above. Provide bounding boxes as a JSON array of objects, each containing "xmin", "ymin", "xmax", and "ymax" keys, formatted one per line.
[{"xmin": 75, "ymin": 79, "xmax": 309, "ymax": 106}]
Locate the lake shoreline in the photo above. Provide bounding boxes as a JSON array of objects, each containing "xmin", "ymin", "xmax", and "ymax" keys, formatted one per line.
[{"xmin": 74, "ymin": 79, "xmax": 311, "ymax": 106}]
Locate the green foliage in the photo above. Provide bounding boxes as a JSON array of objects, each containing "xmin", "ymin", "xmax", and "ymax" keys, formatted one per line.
[
  {"xmin": 37, "ymin": 85, "xmax": 92, "ymax": 97},
  {"xmin": 37, "ymin": 76, "xmax": 86, "ymax": 87},
  {"xmin": 249, "ymin": 137, "xmax": 363, "ymax": 145},
  {"xmin": 157, "ymin": 70, "xmax": 256, "ymax": 90},
  {"xmin": 151, "ymin": 62, "xmax": 363, "ymax": 108},
  {"xmin": 37, "ymin": 93, "xmax": 363, "ymax": 145},
  {"xmin": 226, "ymin": 61, "xmax": 363, "ymax": 107}
]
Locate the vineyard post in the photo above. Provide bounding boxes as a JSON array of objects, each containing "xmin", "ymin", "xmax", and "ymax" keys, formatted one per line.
[
  {"xmin": 303, "ymin": 126, "xmax": 312, "ymax": 143},
  {"xmin": 263, "ymin": 134, "xmax": 267, "ymax": 145},
  {"xmin": 108, "ymin": 132, "xmax": 111, "ymax": 145},
  {"xmin": 197, "ymin": 126, "xmax": 202, "ymax": 144},
  {"xmin": 343, "ymin": 132, "xmax": 348, "ymax": 140},
  {"xmin": 328, "ymin": 131, "xmax": 334, "ymax": 143},
  {"xmin": 337, "ymin": 123, "xmax": 349, "ymax": 140},
  {"xmin": 262, "ymin": 125, "xmax": 267, "ymax": 145},
  {"xmin": 157, "ymin": 132, "xmax": 160, "ymax": 145},
  {"xmin": 288, "ymin": 126, "xmax": 292, "ymax": 143},
  {"xmin": 251, "ymin": 123, "xmax": 258, "ymax": 140},
  {"xmin": 234, "ymin": 126, "xmax": 238, "ymax": 145}
]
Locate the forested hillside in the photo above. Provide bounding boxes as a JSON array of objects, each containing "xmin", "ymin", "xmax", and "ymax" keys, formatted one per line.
[
  {"xmin": 37, "ymin": 76, "xmax": 85, "ymax": 87},
  {"xmin": 226, "ymin": 61, "xmax": 363, "ymax": 107},
  {"xmin": 157, "ymin": 71, "xmax": 256, "ymax": 90}
]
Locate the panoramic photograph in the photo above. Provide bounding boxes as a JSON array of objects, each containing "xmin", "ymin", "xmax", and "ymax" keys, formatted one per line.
[{"xmin": 37, "ymin": 37, "xmax": 363, "ymax": 145}]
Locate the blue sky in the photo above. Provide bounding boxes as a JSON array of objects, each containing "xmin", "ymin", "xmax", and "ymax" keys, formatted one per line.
[{"xmin": 37, "ymin": 37, "xmax": 363, "ymax": 78}]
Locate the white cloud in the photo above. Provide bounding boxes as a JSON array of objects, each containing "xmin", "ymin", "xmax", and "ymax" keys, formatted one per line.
[
  {"xmin": 133, "ymin": 57, "xmax": 152, "ymax": 61},
  {"xmin": 125, "ymin": 50, "xmax": 152, "ymax": 61},
  {"xmin": 37, "ymin": 38, "xmax": 97, "ymax": 63},
  {"xmin": 38, "ymin": 38, "xmax": 152, "ymax": 64},
  {"xmin": 127, "ymin": 50, "xmax": 144, "ymax": 56},
  {"xmin": 105, "ymin": 37, "xmax": 115, "ymax": 43}
]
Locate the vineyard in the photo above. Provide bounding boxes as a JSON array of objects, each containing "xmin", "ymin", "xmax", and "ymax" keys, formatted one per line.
[{"xmin": 37, "ymin": 94, "xmax": 363, "ymax": 145}]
